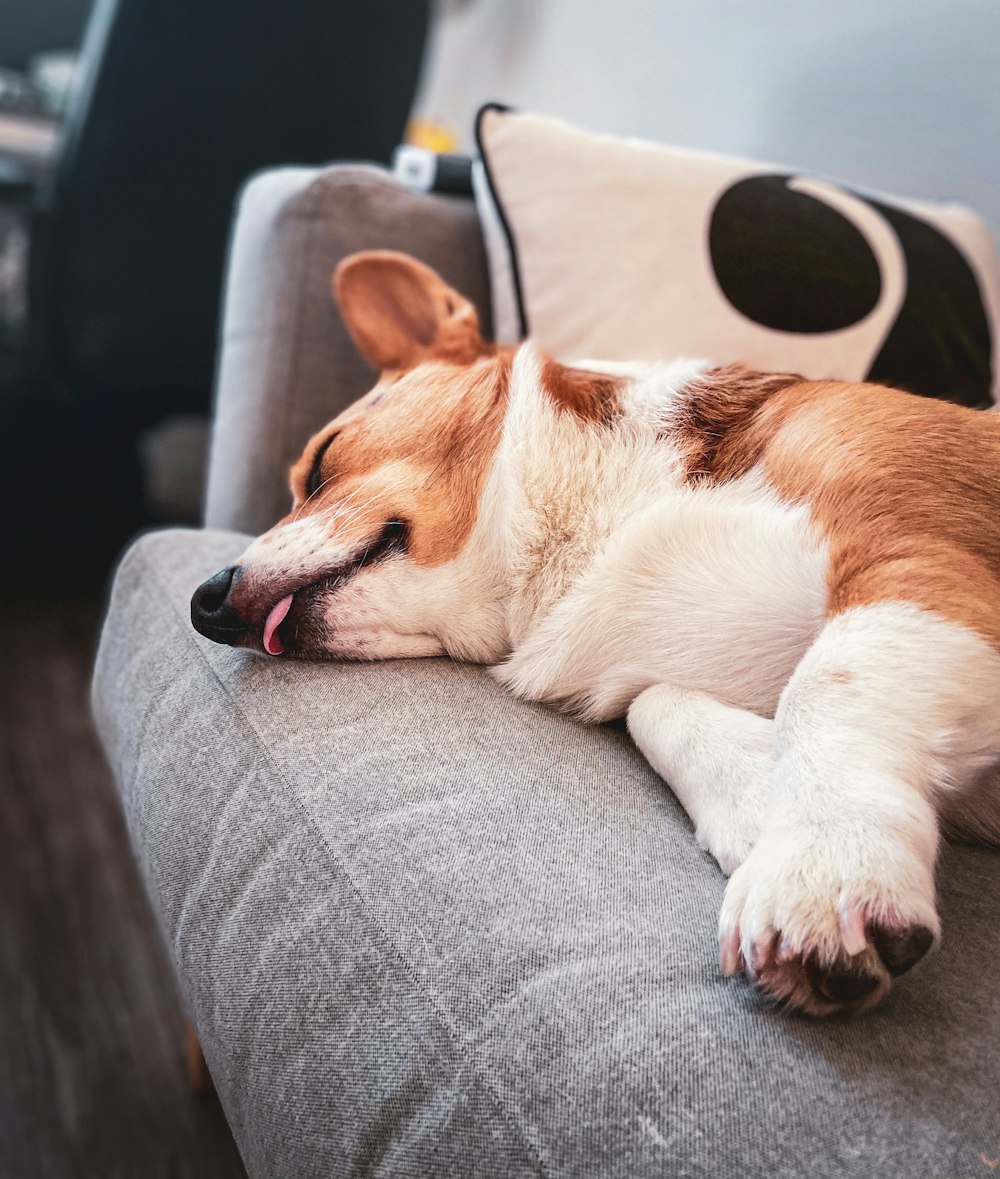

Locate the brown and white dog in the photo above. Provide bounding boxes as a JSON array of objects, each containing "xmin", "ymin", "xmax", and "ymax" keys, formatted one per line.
[{"xmin": 191, "ymin": 250, "xmax": 1000, "ymax": 1016}]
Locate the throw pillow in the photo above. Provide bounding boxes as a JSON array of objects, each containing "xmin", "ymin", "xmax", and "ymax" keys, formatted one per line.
[{"xmin": 474, "ymin": 105, "xmax": 1000, "ymax": 407}]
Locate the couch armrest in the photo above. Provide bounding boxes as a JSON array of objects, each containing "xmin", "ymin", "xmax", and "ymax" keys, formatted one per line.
[{"xmin": 205, "ymin": 164, "xmax": 492, "ymax": 536}]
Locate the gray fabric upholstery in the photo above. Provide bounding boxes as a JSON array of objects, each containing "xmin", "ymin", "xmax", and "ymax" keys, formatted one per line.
[
  {"xmin": 93, "ymin": 527, "xmax": 1000, "ymax": 1179},
  {"xmin": 205, "ymin": 165, "xmax": 492, "ymax": 537}
]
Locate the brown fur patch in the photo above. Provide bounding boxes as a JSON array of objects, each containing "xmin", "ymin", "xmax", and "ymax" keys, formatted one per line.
[
  {"xmin": 540, "ymin": 357, "xmax": 624, "ymax": 423},
  {"xmin": 680, "ymin": 367, "xmax": 1000, "ymax": 649},
  {"xmin": 286, "ymin": 351, "xmax": 513, "ymax": 567},
  {"xmin": 678, "ymin": 364, "xmax": 805, "ymax": 479}
]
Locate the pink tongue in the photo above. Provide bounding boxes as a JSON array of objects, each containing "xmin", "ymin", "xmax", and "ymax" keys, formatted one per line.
[{"xmin": 263, "ymin": 594, "xmax": 293, "ymax": 655}]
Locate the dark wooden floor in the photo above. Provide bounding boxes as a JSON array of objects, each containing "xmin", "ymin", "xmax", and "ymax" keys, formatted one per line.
[{"xmin": 0, "ymin": 598, "xmax": 247, "ymax": 1179}]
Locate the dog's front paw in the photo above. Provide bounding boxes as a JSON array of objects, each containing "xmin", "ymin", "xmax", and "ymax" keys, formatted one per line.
[
  {"xmin": 693, "ymin": 812, "xmax": 758, "ymax": 876},
  {"xmin": 717, "ymin": 820, "xmax": 940, "ymax": 1015}
]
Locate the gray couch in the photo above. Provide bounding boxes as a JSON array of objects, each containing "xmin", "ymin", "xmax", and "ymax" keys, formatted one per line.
[{"xmin": 93, "ymin": 164, "xmax": 1000, "ymax": 1179}]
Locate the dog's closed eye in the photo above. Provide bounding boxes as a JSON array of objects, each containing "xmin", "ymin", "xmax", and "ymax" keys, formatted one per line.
[{"xmin": 305, "ymin": 431, "xmax": 340, "ymax": 499}]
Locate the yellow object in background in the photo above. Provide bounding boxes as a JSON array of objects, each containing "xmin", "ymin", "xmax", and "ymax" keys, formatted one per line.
[{"xmin": 405, "ymin": 116, "xmax": 459, "ymax": 154}]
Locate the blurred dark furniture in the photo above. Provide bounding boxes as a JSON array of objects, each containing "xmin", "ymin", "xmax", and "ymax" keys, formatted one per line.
[
  {"xmin": 0, "ymin": 0, "xmax": 430, "ymax": 584},
  {"xmin": 0, "ymin": 0, "xmax": 92, "ymax": 70}
]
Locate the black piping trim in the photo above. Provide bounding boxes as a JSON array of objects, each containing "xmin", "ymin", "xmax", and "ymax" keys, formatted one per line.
[{"xmin": 475, "ymin": 103, "xmax": 529, "ymax": 340}]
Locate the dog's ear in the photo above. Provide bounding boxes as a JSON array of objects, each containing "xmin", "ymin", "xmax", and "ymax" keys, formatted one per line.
[{"xmin": 333, "ymin": 250, "xmax": 484, "ymax": 372}]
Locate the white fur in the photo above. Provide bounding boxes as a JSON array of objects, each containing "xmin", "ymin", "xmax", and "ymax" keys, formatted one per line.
[
  {"xmin": 628, "ymin": 683, "xmax": 776, "ymax": 876},
  {"xmin": 465, "ymin": 347, "xmax": 829, "ymax": 721}
]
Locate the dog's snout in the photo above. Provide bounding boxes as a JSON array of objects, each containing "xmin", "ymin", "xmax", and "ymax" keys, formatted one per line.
[
  {"xmin": 193, "ymin": 565, "xmax": 237, "ymax": 615},
  {"xmin": 191, "ymin": 566, "xmax": 248, "ymax": 644}
]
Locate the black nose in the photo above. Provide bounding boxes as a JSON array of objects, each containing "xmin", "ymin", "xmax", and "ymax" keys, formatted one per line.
[{"xmin": 190, "ymin": 566, "xmax": 249, "ymax": 644}]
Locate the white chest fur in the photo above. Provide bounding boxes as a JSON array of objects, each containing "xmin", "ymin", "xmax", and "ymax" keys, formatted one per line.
[{"xmin": 479, "ymin": 347, "xmax": 830, "ymax": 721}]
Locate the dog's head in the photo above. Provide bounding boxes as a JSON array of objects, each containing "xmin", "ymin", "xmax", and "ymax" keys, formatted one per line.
[{"xmin": 190, "ymin": 251, "xmax": 512, "ymax": 661}]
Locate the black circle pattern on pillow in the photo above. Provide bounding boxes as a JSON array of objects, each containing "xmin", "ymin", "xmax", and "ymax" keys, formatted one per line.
[
  {"xmin": 709, "ymin": 175, "xmax": 882, "ymax": 333},
  {"xmin": 708, "ymin": 174, "xmax": 993, "ymax": 407}
]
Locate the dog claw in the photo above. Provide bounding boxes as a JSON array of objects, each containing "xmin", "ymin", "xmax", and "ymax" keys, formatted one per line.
[
  {"xmin": 750, "ymin": 936, "xmax": 774, "ymax": 975},
  {"xmin": 838, "ymin": 900, "xmax": 867, "ymax": 956},
  {"xmin": 719, "ymin": 927, "xmax": 741, "ymax": 976}
]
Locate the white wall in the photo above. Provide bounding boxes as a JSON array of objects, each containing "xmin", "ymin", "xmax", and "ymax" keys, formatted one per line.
[{"xmin": 415, "ymin": 0, "xmax": 1000, "ymax": 231}]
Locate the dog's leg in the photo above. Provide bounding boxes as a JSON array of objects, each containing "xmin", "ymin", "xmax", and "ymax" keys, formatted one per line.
[
  {"xmin": 939, "ymin": 757, "xmax": 1000, "ymax": 845},
  {"xmin": 718, "ymin": 602, "xmax": 1000, "ymax": 1015},
  {"xmin": 628, "ymin": 683, "xmax": 776, "ymax": 875}
]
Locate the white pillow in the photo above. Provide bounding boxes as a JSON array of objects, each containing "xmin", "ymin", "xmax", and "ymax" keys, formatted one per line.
[{"xmin": 474, "ymin": 106, "xmax": 1000, "ymax": 408}]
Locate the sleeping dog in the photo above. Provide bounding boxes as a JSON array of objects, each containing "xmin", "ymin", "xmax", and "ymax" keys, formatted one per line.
[{"xmin": 191, "ymin": 250, "xmax": 1000, "ymax": 1016}]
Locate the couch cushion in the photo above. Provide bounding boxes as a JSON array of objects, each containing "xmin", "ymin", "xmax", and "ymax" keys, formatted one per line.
[{"xmin": 93, "ymin": 527, "xmax": 1000, "ymax": 1179}]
